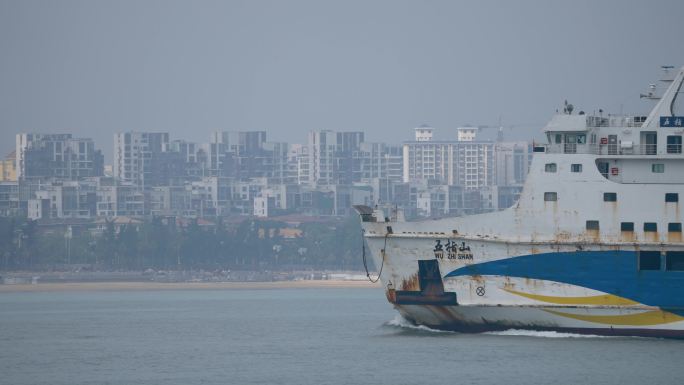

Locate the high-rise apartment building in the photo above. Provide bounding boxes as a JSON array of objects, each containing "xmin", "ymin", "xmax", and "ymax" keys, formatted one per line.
[
  {"xmin": 493, "ymin": 142, "xmax": 531, "ymax": 186},
  {"xmin": 207, "ymin": 131, "xmax": 284, "ymax": 181},
  {"xmin": 16, "ymin": 134, "xmax": 104, "ymax": 180},
  {"xmin": 289, "ymin": 144, "xmax": 309, "ymax": 185},
  {"xmin": 353, "ymin": 142, "xmax": 403, "ymax": 183},
  {"xmin": 308, "ymin": 130, "xmax": 364, "ymax": 185},
  {"xmin": 114, "ymin": 132, "xmax": 169, "ymax": 187},
  {"xmin": 402, "ymin": 126, "xmax": 494, "ymax": 189},
  {"xmin": 0, "ymin": 151, "xmax": 17, "ymax": 181},
  {"xmin": 455, "ymin": 141, "xmax": 494, "ymax": 189}
]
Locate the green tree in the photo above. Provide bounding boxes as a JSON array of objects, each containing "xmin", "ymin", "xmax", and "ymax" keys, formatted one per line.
[
  {"xmin": 18, "ymin": 220, "xmax": 38, "ymax": 269},
  {"xmin": 118, "ymin": 224, "xmax": 139, "ymax": 269},
  {"xmin": 96, "ymin": 220, "xmax": 117, "ymax": 267},
  {"xmin": 0, "ymin": 217, "xmax": 18, "ymax": 270}
]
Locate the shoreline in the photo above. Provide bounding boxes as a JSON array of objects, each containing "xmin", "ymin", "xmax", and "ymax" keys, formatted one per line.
[{"xmin": 0, "ymin": 280, "xmax": 381, "ymax": 293}]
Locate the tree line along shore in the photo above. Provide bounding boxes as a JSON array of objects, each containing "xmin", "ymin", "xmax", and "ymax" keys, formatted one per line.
[{"xmin": 0, "ymin": 214, "xmax": 366, "ymax": 272}]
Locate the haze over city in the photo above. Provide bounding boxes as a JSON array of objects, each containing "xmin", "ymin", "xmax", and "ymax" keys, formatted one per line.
[
  {"xmin": 5, "ymin": 2, "xmax": 684, "ymax": 384},
  {"xmin": 2, "ymin": 0, "xmax": 684, "ymax": 162}
]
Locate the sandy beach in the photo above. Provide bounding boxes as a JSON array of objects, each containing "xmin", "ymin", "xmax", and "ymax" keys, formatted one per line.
[{"xmin": 0, "ymin": 280, "xmax": 381, "ymax": 293}]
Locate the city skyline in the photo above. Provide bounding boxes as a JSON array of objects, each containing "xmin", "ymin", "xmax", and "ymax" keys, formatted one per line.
[
  {"xmin": 6, "ymin": 123, "xmax": 514, "ymax": 165},
  {"xmin": 1, "ymin": 125, "xmax": 530, "ymax": 220}
]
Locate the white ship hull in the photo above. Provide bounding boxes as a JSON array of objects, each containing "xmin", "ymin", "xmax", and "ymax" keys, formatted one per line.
[
  {"xmin": 394, "ymin": 304, "xmax": 684, "ymax": 337},
  {"xmin": 362, "ymin": 235, "xmax": 684, "ymax": 337},
  {"xmin": 357, "ymin": 66, "xmax": 684, "ymax": 337}
]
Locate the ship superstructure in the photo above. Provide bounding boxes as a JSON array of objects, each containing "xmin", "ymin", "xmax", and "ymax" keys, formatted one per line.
[{"xmin": 356, "ymin": 66, "xmax": 684, "ymax": 337}]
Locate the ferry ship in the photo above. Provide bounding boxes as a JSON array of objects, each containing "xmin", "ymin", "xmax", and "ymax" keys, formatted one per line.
[{"xmin": 356, "ymin": 66, "xmax": 684, "ymax": 337}]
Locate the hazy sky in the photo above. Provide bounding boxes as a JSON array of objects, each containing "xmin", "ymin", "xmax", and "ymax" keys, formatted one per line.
[{"xmin": 1, "ymin": 0, "xmax": 683, "ymax": 162}]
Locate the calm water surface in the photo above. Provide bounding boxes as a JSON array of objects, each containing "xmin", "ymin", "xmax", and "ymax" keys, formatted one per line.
[{"xmin": 1, "ymin": 287, "xmax": 683, "ymax": 385}]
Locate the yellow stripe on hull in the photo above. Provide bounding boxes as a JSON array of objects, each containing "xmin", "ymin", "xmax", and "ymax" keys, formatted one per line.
[
  {"xmin": 503, "ymin": 288, "xmax": 638, "ymax": 306},
  {"xmin": 542, "ymin": 308, "xmax": 684, "ymax": 326}
]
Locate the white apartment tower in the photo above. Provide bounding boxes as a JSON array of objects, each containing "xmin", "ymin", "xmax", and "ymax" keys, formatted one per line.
[
  {"xmin": 403, "ymin": 126, "xmax": 495, "ymax": 189},
  {"xmin": 114, "ymin": 132, "xmax": 169, "ymax": 187},
  {"xmin": 457, "ymin": 126, "xmax": 479, "ymax": 142},
  {"xmin": 414, "ymin": 124, "xmax": 434, "ymax": 142}
]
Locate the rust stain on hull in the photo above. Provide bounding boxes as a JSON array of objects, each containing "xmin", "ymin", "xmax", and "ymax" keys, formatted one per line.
[
  {"xmin": 621, "ymin": 231, "xmax": 636, "ymax": 242},
  {"xmin": 585, "ymin": 229, "xmax": 600, "ymax": 243},
  {"xmin": 386, "ymin": 288, "xmax": 397, "ymax": 303},
  {"xmin": 400, "ymin": 273, "xmax": 420, "ymax": 291}
]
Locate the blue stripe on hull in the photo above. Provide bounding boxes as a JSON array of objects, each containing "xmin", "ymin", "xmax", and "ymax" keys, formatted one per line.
[{"xmin": 444, "ymin": 251, "xmax": 684, "ymax": 311}]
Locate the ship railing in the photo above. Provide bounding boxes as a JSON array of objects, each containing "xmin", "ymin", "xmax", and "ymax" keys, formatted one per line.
[
  {"xmin": 667, "ymin": 144, "xmax": 683, "ymax": 154},
  {"xmin": 543, "ymin": 143, "xmax": 661, "ymax": 155},
  {"xmin": 586, "ymin": 115, "xmax": 647, "ymax": 128}
]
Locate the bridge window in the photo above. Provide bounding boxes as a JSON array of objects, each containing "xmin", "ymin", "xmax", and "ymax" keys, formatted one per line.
[
  {"xmin": 586, "ymin": 220, "xmax": 599, "ymax": 230},
  {"xmin": 603, "ymin": 192, "xmax": 617, "ymax": 202},
  {"xmin": 545, "ymin": 163, "xmax": 557, "ymax": 172},
  {"xmin": 652, "ymin": 164, "xmax": 665, "ymax": 173},
  {"xmin": 666, "ymin": 252, "xmax": 684, "ymax": 271},
  {"xmin": 666, "ymin": 193, "xmax": 679, "ymax": 203},
  {"xmin": 669, "ymin": 223, "xmax": 682, "ymax": 233},
  {"xmin": 667, "ymin": 135, "xmax": 682, "ymax": 154},
  {"xmin": 597, "ymin": 161, "xmax": 609, "ymax": 178},
  {"xmin": 544, "ymin": 192, "xmax": 557, "ymax": 201},
  {"xmin": 621, "ymin": 222, "xmax": 634, "ymax": 232},
  {"xmin": 564, "ymin": 134, "xmax": 578, "ymax": 153},
  {"xmin": 639, "ymin": 251, "xmax": 661, "ymax": 271},
  {"xmin": 571, "ymin": 164, "xmax": 582, "ymax": 172},
  {"xmin": 644, "ymin": 223, "xmax": 657, "ymax": 232}
]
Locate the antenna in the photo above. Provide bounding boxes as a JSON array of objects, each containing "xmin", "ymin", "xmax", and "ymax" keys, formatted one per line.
[
  {"xmin": 563, "ymin": 100, "xmax": 574, "ymax": 114},
  {"xmin": 497, "ymin": 115, "xmax": 503, "ymax": 142}
]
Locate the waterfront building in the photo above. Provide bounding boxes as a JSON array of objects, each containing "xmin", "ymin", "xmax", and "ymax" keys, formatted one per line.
[
  {"xmin": 262, "ymin": 142, "xmax": 291, "ymax": 184},
  {"xmin": 30, "ymin": 180, "xmax": 97, "ymax": 219},
  {"xmin": 190, "ymin": 177, "xmax": 234, "ymax": 217},
  {"xmin": 94, "ymin": 177, "xmax": 118, "ymax": 217},
  {"xmin": 254, "ymin": 196, "xmax": 276, "ymax": 217},
  {"xmin": 493, "ymin": 141, "xmax": 531, "ymax": 187},
  {"xmin": 307, "ymin": 130, "xmax": 364, "ymax": 186},
  {"xmin": 0, "ymin": 182, "xmax": 21, "ymax": 217},
  {"xmin": 112, "ymin": 184, "xmax": 146, "ymax": 217},
  {"xmin": 456, "ymin": 140, "xmax": 494, "ymax": 189},
  {"xmin": 456, "ymin": 126, "xmax": 479, "ymax": 142},
  {"xmin": 401, "ymin": 125, "xmax": 501, "ymax": 189},
  {"xmin": 113, "ymin": 132, "xmax": 169, "ymax": 187},
  {"xmin": 414, "ymin": 124, "xmax": 434, "ymax": 142},
  {"xmin": 149, "ymin": 185, "xmax": 188, "ymax": 217},
  {"xmin": 0, "ymin": 151, "xmax": 17, "ymax": 181},
  {"xmin": 203, "ymin": 132, "xmax": 233, "ymax": 178},
  {"xmin": 218, "ymin": 130, "xmax": 267, "ymax": 155},
  {"xmin": 352, "ymin": 142, "xmax": 403, "ymax": 183},
  {"xmin": 165, "ymin": 139, "xmax": 205, "ymax": 181},
  {"xmin": 16, "ymin": 133, "xmax": 104, "ymax": 180},
  {"xmin": 205, "ymin": 131, "xmax": 290, "ymax": 183},
  {"xmin": 289, "ymin": 144, "xmax": 310, "ymax": 185}
]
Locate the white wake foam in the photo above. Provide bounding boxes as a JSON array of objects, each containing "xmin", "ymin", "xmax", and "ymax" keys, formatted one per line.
[
  {"xmin": 484, "ymin": 329, "xmax": 610, "ymax": 338},
  {"xmin": 384, "ymin": 315, "xmax": 452, "ymax": 333},
  {"xmin": 385, "ymin": 316, "xmax": 612, "ymax": 338}
]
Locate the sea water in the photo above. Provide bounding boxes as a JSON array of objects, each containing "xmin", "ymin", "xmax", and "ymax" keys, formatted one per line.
[{"xmin": 1, "ymin": 287, "xmax": 683, "ymax": 385}]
